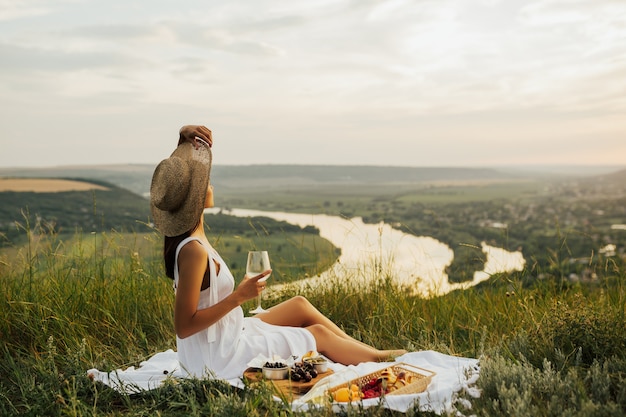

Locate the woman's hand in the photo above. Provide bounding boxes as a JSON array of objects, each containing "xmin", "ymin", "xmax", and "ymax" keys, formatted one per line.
[
  {"xmin": 174, "ymin": 242, "xmax": 270, "ymax": 339},
  {"xmin": 234, "ymin": 270, "xmax": 272, "ymax": 302},
  {"xmin": 178, "ymin": 125, "xmax": 213, "ymax": 148}
]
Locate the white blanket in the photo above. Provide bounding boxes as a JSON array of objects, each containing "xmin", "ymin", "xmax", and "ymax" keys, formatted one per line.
[{"xmin": 87, "ymin": 350, "xmax": 480, "ymax": 414}]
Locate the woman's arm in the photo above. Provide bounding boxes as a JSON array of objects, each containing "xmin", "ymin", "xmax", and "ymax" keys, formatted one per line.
[{"xmin": 174, "ymin": 241, "xmax": 268, "ymax": 339}]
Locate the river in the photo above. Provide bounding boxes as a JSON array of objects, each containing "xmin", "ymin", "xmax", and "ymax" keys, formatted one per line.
[{"xmin": 207, "ymin": 208, "xmax": 525, "ymax": 298}]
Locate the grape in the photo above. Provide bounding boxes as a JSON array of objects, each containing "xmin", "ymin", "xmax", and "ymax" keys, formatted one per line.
[
  {"xmin": 263, "ymin": 361, "xmax": 287, "ymax": 369},
  {"xmin": 290, "ymin": 362, "xmax": 318, "ymax": 382}
]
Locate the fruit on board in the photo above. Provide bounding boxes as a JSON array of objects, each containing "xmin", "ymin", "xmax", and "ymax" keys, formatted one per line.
[
  {"xmin": 331, "ymin": 384, "xmax": 364, "ymax": 402},
  {"xmin": 333, "ymin": 388, "xmax": 351, "ymax": 402},
  {"xmin": 360, "ymin": 367, "xmax": 415, "ymax": 399},
  {"xmin": 290, "ymin": 361, "xmax": 318, "ymax": 382}
]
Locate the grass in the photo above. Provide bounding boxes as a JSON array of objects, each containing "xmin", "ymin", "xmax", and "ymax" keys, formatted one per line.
[
  {"xmin": 209, "ymin": 233, "xmax": 338, "ymax": 284},
  {"xmin": 216, "ymin": 180, "xmax": 547, "ymax": 215},
  {"xmin": 1, "ymin": 223, "xmax": 625, "ymax": 416}
]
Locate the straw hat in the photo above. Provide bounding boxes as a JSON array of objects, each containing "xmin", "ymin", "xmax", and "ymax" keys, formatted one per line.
[{"xmin": 150, "ymin": 139, "xmax": 212, "ymax": 237}]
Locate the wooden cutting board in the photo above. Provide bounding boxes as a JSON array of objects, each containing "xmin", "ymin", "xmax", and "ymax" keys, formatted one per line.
[{"xmin": 243, "ymin": 367, "xmax": 334, "ymax": 399}]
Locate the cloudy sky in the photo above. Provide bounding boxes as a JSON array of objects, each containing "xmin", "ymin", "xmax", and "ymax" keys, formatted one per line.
[{"xmin": 1, "ymin": 0, "xmax": 625, "ymax": 168}]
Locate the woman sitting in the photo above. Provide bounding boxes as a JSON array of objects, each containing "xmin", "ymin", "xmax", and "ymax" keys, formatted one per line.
[{"xmin": 150, "ymin": 125, "xmax": 406, "ymax": 379}]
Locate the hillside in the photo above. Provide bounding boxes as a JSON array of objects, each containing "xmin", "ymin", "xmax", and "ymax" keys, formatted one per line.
[
  {"xmin": 2, "ymin": 209, "xmax": 625, "ymax": 416},
  {"xmin": 2, "ymin": 165, "xmax": 624, "ymax": 279},
  {"xmin": 3, "ymin": 164, "xmax": 624, "ymax": 198},
  {"xmin": 2, "ymin": 169, "xmax": 625, "ymax": 416},
  {"xmin": 1, "ymin": 164, "xmax": 516, "ymax": 196},
  {"xmin": 3, "ymin": 164, "xmax": 614, "ymax": 197},
  {"xmin": 0, "ymin": 179, "xmax": 152, "ymax": 246},
  {"xmin": 0, "ymin": 165, "xmax": 156, "ymax": 197}
]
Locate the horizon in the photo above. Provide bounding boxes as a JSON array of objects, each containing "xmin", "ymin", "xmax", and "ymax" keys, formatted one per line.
[
  {"xmin": 1, "ymin": 1, "xmax": 625, "ymax": 168},
  {"xmin": 1, "ymin": 162, "xmax": 624, "ymax": 177}
]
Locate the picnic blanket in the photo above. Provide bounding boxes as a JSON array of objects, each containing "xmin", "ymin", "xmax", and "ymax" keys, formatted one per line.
[{"xmin": 87, "ymin": 350, "xmax": 480, "ymax": 414}]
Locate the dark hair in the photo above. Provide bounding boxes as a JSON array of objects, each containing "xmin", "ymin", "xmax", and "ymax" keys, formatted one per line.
[
  {"xmin": 164, "ymin": 231, "xmax": 191, "ymax": 279},
  {"xmin": 163, "ymin": 217, "xmax": 203, "ymax": 279},
  {"xmin": 162, "ymin": 220, "xmax": 210, "ymax": 290}
]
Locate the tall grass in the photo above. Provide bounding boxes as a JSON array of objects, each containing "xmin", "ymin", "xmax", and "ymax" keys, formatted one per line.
[{"xmin": 1, "ymin": 221, "xmax": 625, "ymax": 416}]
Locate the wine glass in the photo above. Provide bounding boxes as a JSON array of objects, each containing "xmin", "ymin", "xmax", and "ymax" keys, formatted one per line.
[{"xmin": 247, "ymin": 250, "xmax": 271, "ymax": 314}]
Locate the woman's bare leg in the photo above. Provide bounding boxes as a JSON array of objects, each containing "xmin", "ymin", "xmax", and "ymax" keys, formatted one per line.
[
  {"xmin": 305, "ymin": 324, "xmax": 405, "ymax": 365},
  {"xmin": 257, "ymin": 296, "xmax": 355, "ymax": 340},
  {"xmin": 256, "ymin": 296, "xmax": 406, "ymax": 364}
]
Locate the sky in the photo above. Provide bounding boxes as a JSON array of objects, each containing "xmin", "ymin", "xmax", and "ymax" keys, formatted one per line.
[{"xmin": 1, "ymin": 0, "xmax": 625, "ymax": 168}]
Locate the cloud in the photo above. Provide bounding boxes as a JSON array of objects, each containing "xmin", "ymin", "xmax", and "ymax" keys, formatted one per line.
[
  {"xmin": 177, "ymin": 26, "xmax": 284, "ymax": 56},
  {"xmin": 0, "ymin": 0, "xmax": 52, "ymax": 21},
  {"xmin": 0, "ymin": 0, "xmax": 624, "ymax": 167},
  {"xmin": 0, "ymin": 42, "xmax": 141, "ymax": 72},
  {"xmin": 66, "ymin": 23, "xmax": 170, "ymax": 43}
]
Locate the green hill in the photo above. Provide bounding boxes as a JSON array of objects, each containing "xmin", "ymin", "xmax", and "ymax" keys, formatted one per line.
[
  {"xmin": 0, "ymin": 179, "xmax": 152, "ymax": 247},
  {"xmin": 0, "ymin": 164, "xmax": 543, "ymax": 197}
]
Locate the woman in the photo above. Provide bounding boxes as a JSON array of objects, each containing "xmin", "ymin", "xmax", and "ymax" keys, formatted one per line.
[{"xmin": 150, "ymin": 125, "xmax": 406, "ymax": 380}]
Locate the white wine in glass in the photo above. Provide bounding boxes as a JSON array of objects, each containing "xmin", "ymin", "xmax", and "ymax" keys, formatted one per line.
[{"xmin": 247, "ymin": 251, "xmax": 271, "ymax": 314}]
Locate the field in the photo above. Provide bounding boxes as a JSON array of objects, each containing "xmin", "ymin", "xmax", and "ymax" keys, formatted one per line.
[
  {"xmin": 1, "ymin": 167, "xmax": 625, "ymax": 416},
  {"xmin": 1, "ymin": 225, "xmax": 625, "ymax": 416},
  {"xmin": 0, "ymin": 178, "xmax": 109, "ymax": 192}
]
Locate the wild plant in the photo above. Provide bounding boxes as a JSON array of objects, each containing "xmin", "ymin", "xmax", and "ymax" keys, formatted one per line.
[{"xmin": 1, "ymin": 212, "xmax": 625, "ymax": 416}]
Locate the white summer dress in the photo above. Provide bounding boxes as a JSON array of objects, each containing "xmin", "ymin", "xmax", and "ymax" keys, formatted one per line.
[{"xmin": 174, "ymin": 237, "xmax": 317, "ymax": 380}]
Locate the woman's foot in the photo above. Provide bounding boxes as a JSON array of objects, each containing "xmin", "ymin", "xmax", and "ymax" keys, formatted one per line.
[{"xmin": 378, "ymin": 349, "xmax": 408, "ymax": 362}]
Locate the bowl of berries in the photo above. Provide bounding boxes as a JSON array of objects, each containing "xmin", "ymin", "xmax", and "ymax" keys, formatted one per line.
[{"xmin": 262, "ymin": 361, "xmax": 289, "ymax": 380}]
